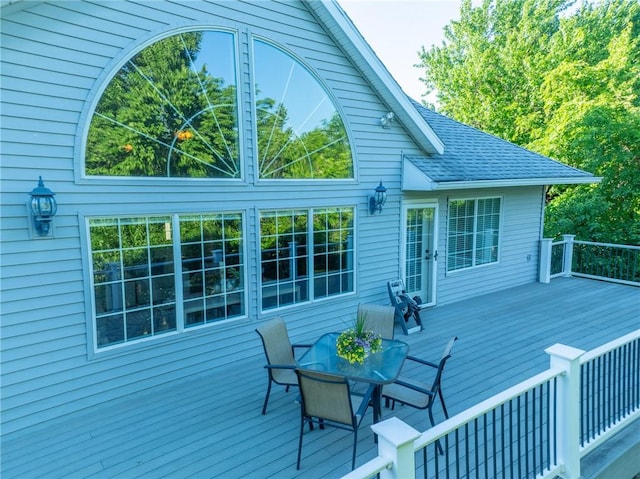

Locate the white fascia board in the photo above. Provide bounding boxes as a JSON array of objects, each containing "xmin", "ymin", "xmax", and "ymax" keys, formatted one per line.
[
  {"xmin": 403, "ymin": 176, "xmax": 603, "ymax": 191},
  {"xmin": 308, "ymin": 1, "xmax": 445, "ymax": 155}
]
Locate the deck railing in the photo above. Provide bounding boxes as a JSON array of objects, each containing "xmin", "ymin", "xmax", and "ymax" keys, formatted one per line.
[
  {"xmin": 342, "ymin": 331, "xmax": 640, "ymax": 479},
  {"xmin": 540, "ymin": 235, "xmax": 640, "ymax": 286}
]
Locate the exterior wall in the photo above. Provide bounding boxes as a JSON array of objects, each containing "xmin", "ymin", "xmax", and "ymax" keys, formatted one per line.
[
  {"xmin": 0, "ymin": 0, "xmax": 546, "ymax": 436},
  {"xmin": 403, "ymin": 186, "xmax": 545, "ymax": 306},
  {"xmin": 0, "ymin": 0, "xmax": 424, "ymax": 435}
]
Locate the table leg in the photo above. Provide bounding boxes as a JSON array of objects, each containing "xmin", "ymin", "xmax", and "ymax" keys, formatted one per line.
[{"xmin": 373, "ymin": 385, "xmax": 383, "ymax": 423}]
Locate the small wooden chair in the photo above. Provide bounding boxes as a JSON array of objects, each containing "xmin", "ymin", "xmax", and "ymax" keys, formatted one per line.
[{"xmin": 387, "ymin": 279, "xmax": 423, "ymax": 334}]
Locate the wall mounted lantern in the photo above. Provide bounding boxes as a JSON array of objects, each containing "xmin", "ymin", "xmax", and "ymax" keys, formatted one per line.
[
  {"xmin": 379, "ymin": 111, "xmax": 394, "ymax": 129},
  {"xmin": 30, "ymin": 176, "xmax": 57, "ymax": 237},
  {"xmin": 369, "ymin": 181, "xmax": 387, "ymax": 214}
]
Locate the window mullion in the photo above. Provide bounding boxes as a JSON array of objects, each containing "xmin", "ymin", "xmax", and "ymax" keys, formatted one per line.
[
  {"xmin": 472, "ymin": 199, "xmax": 478, "ymax": 267},
  {"xmin": 308, "ymin": 209, "xmax": 314, "ymax": 301},
  {"xmin": 172, "ymin": 214, "xmax": 185, "ymax": 332}
]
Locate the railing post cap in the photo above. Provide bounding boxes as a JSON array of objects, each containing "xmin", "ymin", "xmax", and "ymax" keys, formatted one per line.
[
  {"xmin": 545, "ymin": 343, "xmax": 585, "ymax": 360},
  {"xmin": 371, "ymin": 417, "xmax": 421, "ymax": 446}
]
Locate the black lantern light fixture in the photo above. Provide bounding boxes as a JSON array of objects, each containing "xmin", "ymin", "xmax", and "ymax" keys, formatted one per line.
[
  {"xmin": 369, "ymin": 181, "xmax": 387, "ymax": 214},
  {"xmin": 30, "ymin": 176, "xmax": 57, "ymax": 237}
]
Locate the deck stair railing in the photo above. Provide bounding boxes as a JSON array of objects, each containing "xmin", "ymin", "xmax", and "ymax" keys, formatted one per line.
[
  {"xmin": 540, "ymin": 235, "xmax": 640, "ymax": 286},
  {"xmin": 342, "ymin": 330, "xmax": 640, "ymax": 479}
]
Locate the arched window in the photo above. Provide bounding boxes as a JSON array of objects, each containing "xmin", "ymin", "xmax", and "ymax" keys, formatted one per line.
[
  {"xmin": 85, "ymin": 31, "xmax": 353, "ymax": 180},
  {"xmin": 86, "ymin": 31, "xmax": 240, "ymax": 178},
  {"xmin": 253, "ymin": 39, "xmax": 353, "ymax": 179}
]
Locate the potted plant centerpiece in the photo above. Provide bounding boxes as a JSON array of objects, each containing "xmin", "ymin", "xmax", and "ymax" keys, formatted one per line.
[{"xmin": 336, "ymin": 312, "xmax": 382, "ymax": 364}]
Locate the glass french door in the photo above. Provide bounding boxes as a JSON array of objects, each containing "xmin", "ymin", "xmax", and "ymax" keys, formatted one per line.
[{"xmin": 403, "ymin": 204, "xmax": 438, "ymax": 306}]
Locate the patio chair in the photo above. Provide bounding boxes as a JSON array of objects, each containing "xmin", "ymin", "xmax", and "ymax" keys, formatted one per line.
[
  {"xmin": 382, "ymin": 336, "xmax": 458, "ymax": 427},
  {"xmin": 387, "ymin": 279, "xmax": 424, "ymax": 335},
  {"xmin": 295, "ymin": 369, "xmax": 376, "ymax": 470},
  {"xmin": 357, "ymin": 303, "xmax": 396, "ymax": 339},
  {"xmin": 255, "ymin": 317, "xmax": 310, "ymax": 415}
]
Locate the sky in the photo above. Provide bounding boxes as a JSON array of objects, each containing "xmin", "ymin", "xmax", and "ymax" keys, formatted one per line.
[{"xmin": 338, "ymin": 0, "xmax": 466, "ymax": 102}]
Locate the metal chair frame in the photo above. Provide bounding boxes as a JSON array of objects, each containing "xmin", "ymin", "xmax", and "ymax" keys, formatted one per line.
[
  {"xmin": 255, "ymin": 317, "xmax": 310, "ymax": 415},
  {"xmin": 295, "ymin": 369, "xmax": 376, "ymax": 470},
  {"xmin": 382, "ymin": 336, "xmax": 458, "ymax": 454}
]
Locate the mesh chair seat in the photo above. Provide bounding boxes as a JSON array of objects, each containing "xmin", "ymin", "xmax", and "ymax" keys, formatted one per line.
[
  {"xmin": 270, "ymin": 367, "xmax": 297, "ymax": 386},
  {"xmin": 382, "ymin": 378, "xmax": 432, "ymax": 409}
]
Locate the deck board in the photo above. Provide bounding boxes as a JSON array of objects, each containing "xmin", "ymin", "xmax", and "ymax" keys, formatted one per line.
[{"xmin": 1, "ymin": 278, "xmax": 638, "ymax": 479}]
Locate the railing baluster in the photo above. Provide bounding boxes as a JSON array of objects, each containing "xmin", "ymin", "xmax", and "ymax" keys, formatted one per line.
[
  {"xmin": 590, "ymin": 359, "xmax": 596, "ymax": 440},
  {"xmin": 509, "ymin": 399, "xmax": 514, "ymax": 479},
  {"xmin": 454, "ymin": 428, "xmax": 459, "ymax": 479},
  {"xmin": 483, "ymin": 413, "xmax": 488, "ymax": 478},
  {"xmin": 517, "ymin": 395, "xmax": 522, "ymax": 479},
  {"xmin": 464, "ymin": 422, "xmax": 469, "ymax": 479},
  {"xmin": 444, "ymin": 434, "xmax": 450, "ymax": 479},
  {"xmin": 532, "ymin": 387, "xmax": 536, "ymax": 476},
  {"xmin": 474, "ymin": 417, "xmax": 479, "ymax": 478},
  {"xmin": 492, "ymin": 408, "xmax": 497, "ymax": 478},
  {"xmin": 524, "ymin": 391, "xmax": 529, "ymax": 477}
]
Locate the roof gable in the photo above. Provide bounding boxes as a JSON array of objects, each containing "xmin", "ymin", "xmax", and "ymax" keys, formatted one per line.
[{"xmin": 306, "ymin": 1, "xmax": 444, "ymax": 155}]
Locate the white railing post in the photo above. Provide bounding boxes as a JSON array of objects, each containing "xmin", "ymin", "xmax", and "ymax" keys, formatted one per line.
[
  {"xmin": 545, "ymin": 343, "xmax": 585, "ymax": 479},
  {"xmin": 370, "ymin": 417, "xmax": 420, "ymax": 479},
  {"xmin": 539, "ymin": 238, "xmax": 553, "ymax": 283},
  {"xmin": 562, "ymin": 234, "xmax": 575, "ymax": 277}
]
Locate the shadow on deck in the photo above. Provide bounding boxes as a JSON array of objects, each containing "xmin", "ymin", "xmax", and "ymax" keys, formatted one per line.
[{"xmin": 2, "ymin": 278, "xmax": 639, "ymax": 478}]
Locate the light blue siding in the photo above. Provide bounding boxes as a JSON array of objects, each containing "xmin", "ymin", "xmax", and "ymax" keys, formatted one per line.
[
  {"xmin": 435, "ymin": 187, "xmax": 544, "ymax": 304},
  {"xmin": 0, "ymin": 0, "xmax": 547, "ymax": 438}
]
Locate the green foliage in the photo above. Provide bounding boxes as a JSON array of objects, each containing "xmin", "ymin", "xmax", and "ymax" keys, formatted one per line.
[
  {"xmin": 336, "ymin": 312, "xmax": 383, "ymax": 364},
  {"xmin": 418, "ymin": 0, "xmax": 640, "ymax": 244}
]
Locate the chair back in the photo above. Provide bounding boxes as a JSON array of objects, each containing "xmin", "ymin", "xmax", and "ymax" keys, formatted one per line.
[
  {"xmin": 387, "ymin": 279, "xmax": 406, "ymax": 308},
  {"xmin": 296, "ymin": 370, "xmax": 354, "ymax": 426},
  {"xmin": 357, "ymin": 303, "xmax": 395, "ymax": 339},
  {"xmin": 431, "ymin": 336, "xmax": 458, "ymax": 394},
  {"xmin": 255, "ymin": 317, "xmax": 296, "ymax": 368}
]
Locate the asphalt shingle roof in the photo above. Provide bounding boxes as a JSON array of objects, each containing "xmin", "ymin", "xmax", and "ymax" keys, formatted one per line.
[{"xmin": 409, "ymin": 101, "xmax": 595, "ymax": 183}]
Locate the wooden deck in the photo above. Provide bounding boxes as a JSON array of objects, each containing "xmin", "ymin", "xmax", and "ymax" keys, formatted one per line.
[{"xmin": 2, "ymin": 278, "xmax": 638, "ymax": 479}]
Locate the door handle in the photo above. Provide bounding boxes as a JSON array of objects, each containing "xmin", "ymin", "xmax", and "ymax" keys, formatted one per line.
[{"xmin": 425, "ymin": 250, "xmax": 438, "ymax": 261}]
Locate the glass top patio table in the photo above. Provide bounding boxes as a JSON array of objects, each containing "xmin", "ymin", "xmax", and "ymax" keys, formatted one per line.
[{"xmin": 297, "ymin": 332, "xmax": 409, "ymax": 384}]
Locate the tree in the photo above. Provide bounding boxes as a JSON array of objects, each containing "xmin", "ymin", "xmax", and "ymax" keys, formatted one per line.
[{"xmin": 417, "ymin": 0, "xmax": 640, "ymax": 244}]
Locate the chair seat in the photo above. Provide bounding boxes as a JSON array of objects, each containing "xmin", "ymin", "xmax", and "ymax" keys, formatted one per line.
[
  {"xmin": 272, "ymin": 367, "xmax": 297, "ymax": 386},
  {"xmin": 382, "ymin": 378, "xmax": 432, "ymax": 409}
]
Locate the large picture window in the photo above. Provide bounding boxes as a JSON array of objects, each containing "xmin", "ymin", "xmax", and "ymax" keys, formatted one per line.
[
  {"xmin": 447, "ymin": 197, "xmax": 501, "ymax": 272},
  {"xmin": 89, "ymin": 213, "xmax": 245, "ymax": 349},
  {"xmin": 259, "ymin": 207, "xmax": 354, "ymax": 310}
]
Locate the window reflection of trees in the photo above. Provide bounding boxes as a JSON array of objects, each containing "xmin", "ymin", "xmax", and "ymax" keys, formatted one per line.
[
  {"xmin": 86, "ymin": 31, "xmax": 240, "ymax": 178},
  {"xmin": 90, "ymin": 213, "xmax": 245, "ymax": 348},
  {"xmin": 86, "ymin": 32, "xmax": 353, "ymax": 180},
  {"xmin": 259, "ymin": 207, "xmax": 354, "ymax": 311},
  {"xmin": 254, "ymin": 40, "xmax": 353, "ymax": 179}
]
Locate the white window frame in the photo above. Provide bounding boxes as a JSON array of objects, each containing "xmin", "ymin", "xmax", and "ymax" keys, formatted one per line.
[
  {"xmin": 258, "ymin": 206, "xmax": 356, "ymax": 312},
  {"xmin": 86, "ymin": 211, "xmax": 247, "ymax": 353},
  {"xmin": 447, "ymin": 196, "xmax": 502, "ymax": 272}
]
